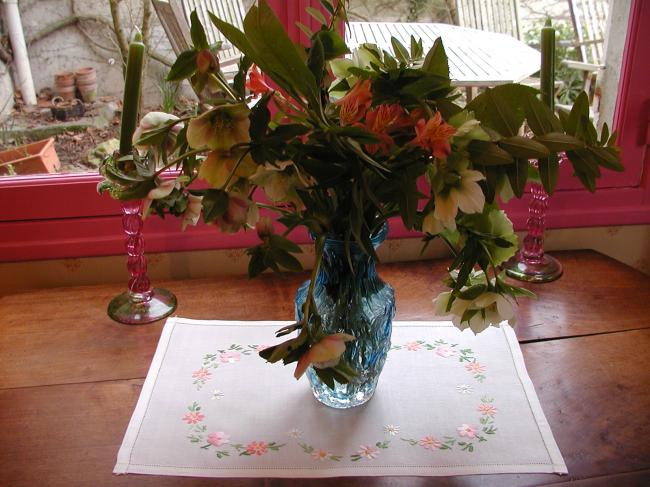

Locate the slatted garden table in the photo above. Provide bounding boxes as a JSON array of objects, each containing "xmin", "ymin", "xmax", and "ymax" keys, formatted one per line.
[
  {"xmin": 346, "ymin": 22, "xmax": 541, "ymax": 98},
  {"xmin": 1, "ymin": 250, "xmax": 649, "ymax": 485}
]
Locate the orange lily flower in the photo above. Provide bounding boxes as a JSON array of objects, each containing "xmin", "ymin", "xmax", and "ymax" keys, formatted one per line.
[
  {"xmin": 363, "ymin": 103, "xmax": 412, "ymax": 155},
  {"xmin": 412, "ymin": 111, "xmax": 457, "ymax": 159},
  {"xmin": 246, "ymin": 65, "xmax": 272, "ymax": 97},
  {"xmin": 335, "ymin": 79, "xmax": 373, "ymax": 126}
]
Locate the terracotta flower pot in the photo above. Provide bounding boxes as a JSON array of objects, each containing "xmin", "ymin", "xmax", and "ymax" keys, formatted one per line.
[
  {"xmin": 55, "ymin": 71, "xmax": 76, "ymax": 101},
  {"xmin": 0, "ymin": 138, "xmax": 60, "ymax": 175},
  {"xmin": 75, "ymin": 67, "xmax": 97, "ymax": 102}
]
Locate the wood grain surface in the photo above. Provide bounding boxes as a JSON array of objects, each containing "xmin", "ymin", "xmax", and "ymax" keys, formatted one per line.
[{"xmin": 1, "ymin": 250, "xmax": 649, "ymax": 486}]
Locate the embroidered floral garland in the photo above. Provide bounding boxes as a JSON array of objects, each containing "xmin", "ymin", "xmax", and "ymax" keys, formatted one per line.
[
  {"xmin": 184, "ymin": 401, "xmax": 285, "ymax": 459},
  {"xmin": 184, "ymin": 339, "xmax": 497, "ymax": 461},
  {"xmin": 192, "ymin": 344, "xmax": 266, "ymax": 390},
  {"xmin": 391, "ymin": 339, "xmax": 487, "ymax": 382},
  {"xmin": 400, "ymin": 396, "xmax": 498, "ymax": 453}
]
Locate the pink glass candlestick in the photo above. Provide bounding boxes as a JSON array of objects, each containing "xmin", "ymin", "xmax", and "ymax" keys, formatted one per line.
[
  {"xmin": 503, "ymin": 179, "xmax": 563, "ymax": 283},
  {"xmin": 107, "ymin": 200, "xmax": 177, "ymax": 324}
]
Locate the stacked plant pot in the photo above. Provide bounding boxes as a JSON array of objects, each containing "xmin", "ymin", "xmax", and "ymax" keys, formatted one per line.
[
  {"xmin": 75, "ymin": 67, "xmax": 97, "ymax": 103},
  {"xmin": 54, "ymin": 72, "xmax": 75, "ymax": 101}
]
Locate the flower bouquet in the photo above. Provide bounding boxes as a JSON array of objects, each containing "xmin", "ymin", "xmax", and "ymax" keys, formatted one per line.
[{"xmin": 99, "ymin": 1, "xmax": 622, "ymax": 406}]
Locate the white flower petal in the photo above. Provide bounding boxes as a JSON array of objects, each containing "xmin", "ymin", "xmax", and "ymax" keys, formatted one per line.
[
  {"xmin": 495, "ymin": 294, "xmax": 515, "ymax": 320},
  {"xmin": 434, "ymin": 191, "xmax": 459, "ymax": 228},
  {"xmin": 473, "ymin": 292, "xmax": 498, "ymax": 309},
  {"xmin": 433, "ymin": 291, "xmax": 452, "ymax": 315},
  {"xmin": 456, "ymin": 180, "xmax": 485, "ymax": 214}
]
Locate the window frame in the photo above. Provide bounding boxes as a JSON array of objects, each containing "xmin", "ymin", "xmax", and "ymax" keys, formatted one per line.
[{"xmin": 0, "ymin": 0, "xmax": 648, "ymax": 262}]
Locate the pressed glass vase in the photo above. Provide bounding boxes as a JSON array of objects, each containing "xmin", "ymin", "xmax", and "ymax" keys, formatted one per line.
[
  {"xmin": 294, "ymin": 224, "xmax": 395, "ymax": 409},
  {"xmin": 503, "ymin": 154, "xmax": 564, "ymax": 283},
  {"xmin": 107, "ymin": 200, "xmax": 177, "ymax": 324}
]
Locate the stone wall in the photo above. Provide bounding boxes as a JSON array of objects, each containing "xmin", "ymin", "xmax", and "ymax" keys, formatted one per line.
[{"xmin": 15, "ymin": 0, "xmax": 178, "ymax": 107}]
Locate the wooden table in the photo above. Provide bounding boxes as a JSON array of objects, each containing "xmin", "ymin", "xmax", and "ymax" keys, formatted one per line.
[
  {"xmin": 346, "ymin": 22, "xmax": 540, "ymax": 98},
  {"xmin": 1, "ymin": 250, "xmax": 649, "ymax": 486}
]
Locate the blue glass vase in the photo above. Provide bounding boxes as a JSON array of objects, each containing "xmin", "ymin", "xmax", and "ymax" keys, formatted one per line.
[{"xmin": 294, "ymin": 224, "xmax": 395, "ymax": 408}]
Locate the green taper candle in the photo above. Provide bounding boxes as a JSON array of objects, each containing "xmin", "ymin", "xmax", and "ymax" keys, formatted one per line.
[
  {"xmin": 119, "ymin": 32, "xmax": 145, "ymax": 155},
  {"xmin": 540, "ymin": 18, "xmax": 556, "ymax": 109}
]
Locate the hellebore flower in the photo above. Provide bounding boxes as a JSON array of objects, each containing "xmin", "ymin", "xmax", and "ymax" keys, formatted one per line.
[
  {"xmin": 215, "ymin": 192, "xmax": 259, "ymax": 233},
  {"xmin": 181, "ymin": 194, "xmax": 203, "ymax": 231},
  {"xmin": 412, "ymin": 111, "xmax": 457, "ymax": 159},
  {"xmin": 187, "ymin": 103, "xmax": 250, "ymax": 151},
  {"xmin": 433, "ymin": 166, "xmax": 485, "ymax": 230},
  {"xmin": 294, "ymin": 333, "xmax": 355, "ymax": 379},
  {"xmin": 335, "ymin": 79, "xmax": 372, "ymax": 126},
  {"xmin": 198, "ymin": 149, "xmax": 256, "ymax": 189},
  {"xmin": 142, "ymin": 178, "xmax": 178, "ymax": 216},
  {"xmin": 433, "ymin": 290, "xmax": 516, "ymax": 334},
  {"xmin": 255, "ymin": 216, "xmax": 274, "ymax": 239},
  {"xmin": 133, "ymin": 111, "xmax": 183, "ymax": 152}
]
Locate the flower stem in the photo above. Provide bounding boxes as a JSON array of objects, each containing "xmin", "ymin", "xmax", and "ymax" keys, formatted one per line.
[{"xmin": 153, "ymin": 148, "xmax": 206, "ymax": 176}]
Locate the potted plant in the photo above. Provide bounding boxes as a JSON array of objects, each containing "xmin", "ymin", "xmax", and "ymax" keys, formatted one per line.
[
  {"xmin": 98, "ymin": 1, "xmax": 622, "ymax": 408},
  {"xmin": 0, "ymin": 137, "xmax": 60, "ymax": 175}
]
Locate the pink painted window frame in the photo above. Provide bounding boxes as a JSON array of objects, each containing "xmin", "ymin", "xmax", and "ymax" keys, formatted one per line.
[{"xmin": 0, "ymin": 0, "xmax": 648, "ymax": 262}]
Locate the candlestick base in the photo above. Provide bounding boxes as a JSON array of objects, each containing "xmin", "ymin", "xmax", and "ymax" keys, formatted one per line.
[
  {"xmin": 108, "ymin": 287, "xmax": 177, "ymax": 325},
  {"xmin": 503, "ymin": 252, "xmax": 563, "ymax": 283}
]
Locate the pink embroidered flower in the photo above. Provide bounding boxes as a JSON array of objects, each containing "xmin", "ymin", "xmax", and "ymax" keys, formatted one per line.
[
  {"xmin": 419, "ymin": 436, "xmax": 442, "ymax": 450},
  {"xmin": 435, "ymin": 346, "xmax": 457, "ymax": 358},
  {"xmin": 246, "ymin": 441, "xmax": 268, "ymax": 456},
  {"xmin": 478, "ymin": 404, "xmax": 498, "ymax": 416},
  {"xmin": 182, "ymin": 411, "xmax": 205, "ymax": 424},
  {"xmin": 465, "ymin": 362, "xmax": 486, "ymax": 373},
  {"xmin": 207, "ymin": 431, "xmax": 230, "ymax": 447},
  {"xmin": 457, "ymin": 424, "xmax": 478, "ymax": 438},
  {"xmin": 220, "ymin": 351, "xmax": 241, "ymax": 363},
  {"xmin": 405, "ymin": 341, "xmax": 422, "ymax": 351},
  {"xmin": 192, "ymin": 368, "xmax": 212, "ymax": 380},
  {"xmin": 357, "ymin": 445, "xmax": 379, "ymax": 459},
  {"xmin": 311, "ymin": 449, "xmax": 331, "ymax": 461}
]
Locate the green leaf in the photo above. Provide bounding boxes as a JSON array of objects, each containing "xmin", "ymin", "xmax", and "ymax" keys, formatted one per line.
[
  {"xmin": 307, "ymin": 35, "xmax": 325, "ymax": 86},
  {"xmin": 523, "ymin": 91, "xmax": 562, "ymax": 135},
  {"xmin": 538, "ymin": 156, "xmax": 559, "ymax": 194},
  {"xmin": 233, "ymin": 55, "xmax": 253, "ymax": 99},
  {"xmin": 459, "ymin": 284, "xmax": 487, "ymax": 300},
  {"xmin": 190, "ymin": 10, "xmax": 209, "ymax": 50},
  {"xmin": 422, "ymin": 37, "xmax": 449, "ymax": 79},
  {"xmin": 315, "ymin": 30, "xmax": 349, "ymax": 60},
  {"xmin": 565, "ymin": 91, "xmax": 589, "ymax": 135},
  {"xmin": 468, "ymin": 140, "xmax": 514, "ymax": 166},
  {"xmin": 506, "ymin": 158, "xmax": 529, "ymax": 198},
  {"xmin": 201, "ymin": 189, "xmax": 229, "ymax": 222},
  {"xmin": 167, "ymin": 50, "xmax": 198, "ymax": 81},
  {"xmin": 248, "ymin": 1, "xmax": 320, "ymax": 106},
  {"xmin": 587, "ymin": 146, "xmax": 624, "ymax": 172},
  {"xmin": 319, "ymin": 0, "xmax": 335, "ymax": 15},
  {"xmin": 271, "ymin": 248, "xmax": 303, "ymax": 272},
  {"xmin": 295, "ymin": 22, "xmax": 313, "ymax": 39},
  {"xmin": 391, "ymin": 37, "xmax": 410, "ymax": 64},
  {"xmin": 249, "ymin": 93, "xmax": 271, "ymax": 141},
  {"xmin": 534, "ymin": 132, "xmax": 585, "ymax": 152},
  {"xmin": 306, "ymin": 6, "xmax": 327, "ymax": 26},
  {"xmin": 498, "ymin": 136, "xmax": 550, "ymax": 159},
  {"xmin": 269, "ymin": 234, "xmax": 303, "ymax": 253},
  {"xmin": 467, "ymin": 84, "xmax": 538, "ymax": 137}
]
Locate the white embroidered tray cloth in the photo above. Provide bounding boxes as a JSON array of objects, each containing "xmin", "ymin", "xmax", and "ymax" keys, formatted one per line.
[{"xmin": 115, "ymin": 318, "xmax": 567, "ymax": 478}]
